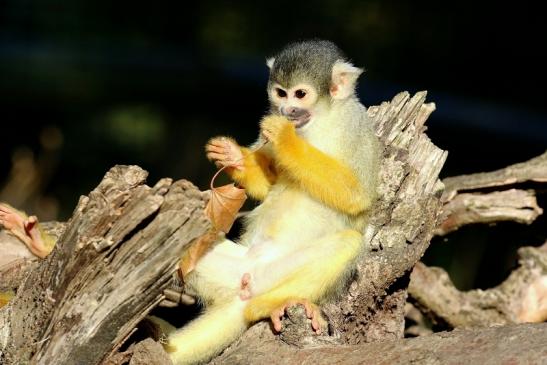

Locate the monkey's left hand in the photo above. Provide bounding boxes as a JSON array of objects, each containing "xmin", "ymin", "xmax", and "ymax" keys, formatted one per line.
[{"xmin": 260, "ymin": 116, "xmax": 294, "ymax": 146}]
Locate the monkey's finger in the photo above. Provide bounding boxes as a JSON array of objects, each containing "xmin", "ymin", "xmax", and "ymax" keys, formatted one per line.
[
  {"xmin": 180, "ymin": 294, "xmax": 196, "ymax": 305},
  {"xmin": 158, "ymin": 299, "xmax": 179, "ymax": 308},
  {"xmin": 311, "ymin": 316, "xmax": 321, "ymax": 333},
  {"xmin": 163, "ymin": 288, "xmax": 183, "ymax": 302},
  {"xmin": 301, "ymin": 301, "xmax": 313, "ymax": 319},
  {"xmin": 206, "ymin": 152, "xmax": 229, "ymax": 161},
  {"xmin": 208, "ymin": 138, "xmax": 233, "ymax": 149},
  {"xmin": 205, "ymin": 144, "xmax": 226, "ymax": 154},
  {"xmin": 270, "ymin": 312, "xmax": 283, "ymax": 332}
]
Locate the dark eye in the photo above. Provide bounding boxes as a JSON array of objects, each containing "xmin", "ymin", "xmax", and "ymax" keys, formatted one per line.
[
  {"xmin": 276, "ymin": 88, "xmax": 287, "ymax": 98},
  {"xmin": 294, "ymin": 89, "xmax": 307, "ymax": 99}
]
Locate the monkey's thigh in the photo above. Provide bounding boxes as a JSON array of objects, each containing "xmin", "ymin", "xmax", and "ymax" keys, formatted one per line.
[
  {"xmin": 185, "ymin": 239, "xmax": 249, "ymax": 302},
  {"xmin": 249, "ymin": 229, "xmax": 362, "ymax": 304}
]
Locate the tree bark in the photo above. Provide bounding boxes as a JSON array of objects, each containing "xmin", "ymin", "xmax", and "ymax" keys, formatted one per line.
[
  {"xmin": 213, "ymin": 322, "xmax": 547, "ymax": 365},
  {"xmin": 327, "ymin": 92, "xmax": 447, "ymax": 344},
  {"xmin": 436, "ymin": 151, "xmax": 547, "ymax": 235},
  {"xmin": 442, "ymin": 150, "xmax": 547, "ymax": 200},
  {"xmin": 0, "ymin": 166, "xmax": 211, "ymax": 365},
  {"xmin": 435, "ymin": 189, "xmax": 542, "ymax": 236}
]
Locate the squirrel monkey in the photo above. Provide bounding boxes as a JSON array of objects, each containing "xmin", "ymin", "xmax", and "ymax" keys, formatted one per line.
[
  {"xmin": 0, "ymin": 203, "xmax": 55, "ymax": 259},
  {"xmin": 168, "ymin": 40, "xmax": 380, "ymax": 364}
]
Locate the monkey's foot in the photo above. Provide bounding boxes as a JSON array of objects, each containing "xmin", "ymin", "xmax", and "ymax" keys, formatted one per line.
[
  {"xmin": 239, "ymin": 272, "xmax": 252, "ymax": 300},
  {"xmin": 205, "ymin": 137, "xmax": 245, "ymax": 171},
  {"xmin": 0, "ymin": 203, "xmax": 49, "ymax": 258},
  {"xmin": 270, "ymin": 298, "xmax": 326, "ymax": 334}
]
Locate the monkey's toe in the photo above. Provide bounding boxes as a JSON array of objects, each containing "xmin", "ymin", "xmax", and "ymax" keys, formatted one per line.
[{"xmin": 270, "ymin": 298, "xmax": 325, "ymax": 334}]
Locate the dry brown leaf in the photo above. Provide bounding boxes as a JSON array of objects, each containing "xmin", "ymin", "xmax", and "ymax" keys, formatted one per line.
[
  {"xmin": 179, "ymin": 229, "xmax": 219, "ymax": 280},
  {"xmin": 204, "ymin": 166, "xmax": 247, "ymax": 233},
  {"xmin": 179, "ymin": 166, "xmax": 248, "ymax": 279}
]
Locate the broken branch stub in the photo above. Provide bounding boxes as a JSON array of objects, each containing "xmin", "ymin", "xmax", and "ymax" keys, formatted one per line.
[{"xmin": 0, "ymin": 165, "xmax": 211, "ymax": 365}]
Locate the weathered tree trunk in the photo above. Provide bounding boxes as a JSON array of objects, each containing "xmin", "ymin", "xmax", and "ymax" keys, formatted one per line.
[
  {"xmin": 327, "ymin": 91, "xmax": 447, "ymax": 343},
  {"xmin": 0, "ymin": 166, "xmax": 211, "ymax": 364}
]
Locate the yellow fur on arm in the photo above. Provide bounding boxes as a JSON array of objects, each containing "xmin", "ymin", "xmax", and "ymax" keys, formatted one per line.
[
  {"xmin": 274, "ymin": 126, "xmax": 368, "ymax": 215},
  {"xmin": 230, "ymin": 147, "xmax": 276, "ymax": 201}
]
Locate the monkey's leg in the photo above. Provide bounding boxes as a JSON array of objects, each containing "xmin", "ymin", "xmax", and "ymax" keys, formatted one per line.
[
  {"xmin": 168, "ymin": 299, "xmax": 248, "ymax": 365},
  {"xmin": 184, "ymin": 239, "xmax": 249, "ymax": 303},
  {"xmin": 168, "ymin": 239, "xmax": 250, "ymax": 365},
  {"xmin": 243, "ymin": 229, "xmax": 362, "ymax": 333},
  {"xmin": 0, "ymin": 203, "xmax": 54, "ymax": 258}
]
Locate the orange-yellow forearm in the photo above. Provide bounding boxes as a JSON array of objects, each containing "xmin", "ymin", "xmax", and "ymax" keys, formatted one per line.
[
  {"xmin": 273, "ymin": 125, "xmax": 368, "ymax": 215},
  {"xmin": 230, "ymin": 147, "xmax": 276, "ymax": 201}
]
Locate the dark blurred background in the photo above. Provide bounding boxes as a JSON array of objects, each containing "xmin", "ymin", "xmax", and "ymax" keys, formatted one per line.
[{"xmin": 1, "ymin": 1, "xmax": 545, "ymax": 290}]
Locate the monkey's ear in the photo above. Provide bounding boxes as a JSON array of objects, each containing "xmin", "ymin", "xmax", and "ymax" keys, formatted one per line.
[
  {"xmin": 330, "ymin": 60, "xmax": 363, "ymax": 99},
  {"xmin": 266, "ymin": 57, "xmax": 275, "ymax": 69}
]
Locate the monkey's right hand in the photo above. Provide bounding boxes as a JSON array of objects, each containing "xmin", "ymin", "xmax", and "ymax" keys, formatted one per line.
[{"xmin": 205, "ymin": 137, "xmax": 245, "ymax": 172}]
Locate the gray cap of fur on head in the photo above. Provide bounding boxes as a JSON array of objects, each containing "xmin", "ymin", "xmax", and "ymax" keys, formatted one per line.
[{"xmin": 267, "ymin": 40, "xmax": 347, "ymax": 96}]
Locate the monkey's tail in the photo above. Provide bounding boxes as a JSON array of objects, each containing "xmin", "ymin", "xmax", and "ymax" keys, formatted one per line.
[{"xmin": 167, "ymin": 298, "xmax": 248, "ymax": 365}]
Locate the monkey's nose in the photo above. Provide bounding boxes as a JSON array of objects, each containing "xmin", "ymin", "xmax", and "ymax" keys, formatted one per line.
[{"xmin": 281, "ymin": 107, "xmax": 305, "ymax": 118}]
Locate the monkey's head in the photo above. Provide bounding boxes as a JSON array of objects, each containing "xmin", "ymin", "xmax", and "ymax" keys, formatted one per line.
[{"xmin": 267, "ymin": 40, "xmax": 363, "ymax": 128}]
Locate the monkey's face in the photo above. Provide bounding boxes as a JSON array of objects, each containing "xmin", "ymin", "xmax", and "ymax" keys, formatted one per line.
[{"xmin": 268, "ymin": 82, "xmax": 319, "ymax": 129}]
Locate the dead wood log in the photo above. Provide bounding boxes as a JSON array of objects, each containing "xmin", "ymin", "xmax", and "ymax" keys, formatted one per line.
[
  {"xmin": 409, "ymin": 241, "xmax": 547, "ymax": 327},
  {"xmin": 409, "ymin": 151, "xmax": 547, "ymax": 329},
  {"xmin": 435, "ymin": 189, "xmax": 543, "ymax": 236},
  {"xmin": 443, "ymin": 151, "xmax": 547, "ymax": 200},
  {"xmin": 435, "ymin": 151, "xmax": 547, "ymax": 235},
  {"xmin": 0, "ymin": 166, "xmax": 211, "ymax": 365}
]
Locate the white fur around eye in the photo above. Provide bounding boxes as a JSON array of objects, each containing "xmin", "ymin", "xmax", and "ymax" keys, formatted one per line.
[
  {"xmin": 288, "ymin": 84, "xmax": 317, "ymax": 107},
  {"xmin": 270, "ymin": 85, "xmax": 287, "ymax": 101}
]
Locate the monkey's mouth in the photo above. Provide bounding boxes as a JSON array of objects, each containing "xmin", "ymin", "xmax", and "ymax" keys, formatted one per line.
[{"xmin": 289, "ymin": 115, "xmax": 311, "ymax": 129}]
